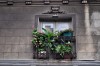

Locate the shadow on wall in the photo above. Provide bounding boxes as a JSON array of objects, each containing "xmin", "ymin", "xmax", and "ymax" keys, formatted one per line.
[{"xmin": 91, "ymin": 11, "xmax": 100, "ymax": 60}]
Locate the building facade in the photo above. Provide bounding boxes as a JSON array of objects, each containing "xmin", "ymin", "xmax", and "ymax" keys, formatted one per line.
[{"xmin": 0, "ymin": 0, "xmax": 100, "ymax": 64}]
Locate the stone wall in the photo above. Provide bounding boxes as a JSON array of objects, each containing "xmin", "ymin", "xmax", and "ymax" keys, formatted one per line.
[
  {"xmin": 0, "ymin": 6, "xmax": 51, "ymax": 59},
  {"xmin": 90, "ymin": 5, "xmax": 100, "ymax": 60},
  {"xmin": 0, "ymin": 0, "xmax": 98, "ymax": 60}
]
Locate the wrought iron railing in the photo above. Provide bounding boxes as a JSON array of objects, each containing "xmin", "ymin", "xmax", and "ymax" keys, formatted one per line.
[{"xmin": 33, "ymin": 36, "xmax": 76, "ymax": 60}]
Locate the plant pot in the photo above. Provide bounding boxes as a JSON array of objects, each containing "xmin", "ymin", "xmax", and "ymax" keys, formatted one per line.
[
  {"xmin": 64, "ymin": 53, "xmax": 73, "ymax": 59},
  {"xmin": 63, "ymin": 32, "xmax": 73, "ymax": 36},
  {"xmin": 52, "ymin": 53, "xmax": 63, "ymax": 59}
]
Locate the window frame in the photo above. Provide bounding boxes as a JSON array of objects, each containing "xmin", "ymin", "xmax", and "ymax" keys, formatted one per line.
[{"xmin": 35, "ymin": 14, "xmax": 76, "ymax": 36}]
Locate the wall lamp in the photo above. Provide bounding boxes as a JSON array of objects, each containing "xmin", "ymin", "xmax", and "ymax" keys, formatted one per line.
[
  {"xmin": 51, "ymin": 6, "xmax": 60, "ymax": 12},
  {"xmin": 7, "ymin": 0, "xmax": 13, "ymax": 5},
  {"xmin": 81, "ymin": 0, "xmax": 88, "ymax": 4},
  {"xmin": 62, "ymin": 0, "xmax": 69, "ymax": 4},
  {"xmin": 44, "ymin": 0, "xmax": 50, "ymax": 5},
  {"xmin": 25, "ymin": 1, "xmax": 32, "ymax": 5}
]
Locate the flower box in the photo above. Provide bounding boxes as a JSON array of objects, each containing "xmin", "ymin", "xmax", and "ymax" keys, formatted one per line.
[
  {"xmin": 63, "ymin": 32, "xmax": 73, "ymax": 36},
  {"xmin": 37, "ymin": 51, "xmax": 49, "ymax": 59}
]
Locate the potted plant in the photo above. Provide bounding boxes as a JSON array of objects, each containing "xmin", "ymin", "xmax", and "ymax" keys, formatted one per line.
[
  {"xmin": 37, "ymin": 46, "xmax": 48, "ymax": 59},
  {"xmin": 52, "ymin": 42, "xmax": 72, "ymax": 59},
  {"xmin": 42, "ymin": 28, "xmax": 58, "ymax": 58},
  {"xmin": 32, "ymin": 29, "xmax": 48, "ymax": 59},
  {"xmin": 42, "ymin": 28, "xmax": 60, "ymax": 50},
  {"xmin": 32, "ymin": 28, "xmax": 75, "ymax": 59},
  {"xmin": 32, "ymin": 28, "xmax": 57, "ymax": 59},
  {"xmin": 60, "ymin": 29, "xmax": 73, "ymax": 36}
]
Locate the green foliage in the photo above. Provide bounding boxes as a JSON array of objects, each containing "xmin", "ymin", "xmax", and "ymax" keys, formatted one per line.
[
  {"xmin": 42, "ymin": 28, "xmax": 57, "ymax": 49},
  {"xmin": 32, "ymin": 28, "xmax": 73, "ymax": 56},
  {"xmin": 55, "ymin": 44, "xmax": 72, "ymax": 57},
  {"xmin": 32, "ymin": 29, "xmax": 47, "ymax": 52},
  {"xmin": 61, "ymin": 29, "xmax": 73, "ymax": 32},
  {"xmin": 42, "ymin": 28, "xmax": 56, "ymax": 38}
]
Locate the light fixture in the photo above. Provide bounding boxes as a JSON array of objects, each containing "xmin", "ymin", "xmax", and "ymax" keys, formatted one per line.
[
  {"xmin": 51, "ymin": 6, "xmax": 60, "ymax": 12},
  {"xmin": 81, "ymin": 0, "xmax": 88, "ymax": 4},
  {"xmin": 62, "ymin": 0, "xmax": 69, "ymax": 4},
  {"xmin": 7, "ymin": 0, "xmax": 13, "ymax": 5},
  {"xmin": 44, "ymin": 0, "xmax": 50, "ymax": 5},
  {"xmin": 25, "ymin": 1, "xmax": 32, "ymax": 5}
]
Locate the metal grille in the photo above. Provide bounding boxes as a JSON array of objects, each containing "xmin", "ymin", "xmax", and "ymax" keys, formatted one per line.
[{"xmin": 33, "ymin": 36, "xmax": 76, "ymax": 59}]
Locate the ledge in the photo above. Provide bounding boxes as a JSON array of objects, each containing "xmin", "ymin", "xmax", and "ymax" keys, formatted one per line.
[{"xmin": 0, "ymin": 60, "xmax": 99, "ymax": 66}]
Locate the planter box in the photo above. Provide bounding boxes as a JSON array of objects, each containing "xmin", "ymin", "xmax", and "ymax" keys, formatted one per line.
[
  {"xmin": 63, "ymin": 32, "xmax": 73, "ymax": 36},
  {"xmin": 52, "ymin": 53, "xmax": 63, "ymax": 59},
  {"xmin": 37, "ymin": 51, "xmax": 49, "ymax": 59},
  {"xmin": 64, "ymin": 53, "xmax": 73, "ymax": 59},
  {"xmin": 51, "ymin": 52, "xmax": 73, "ymax": 59}
]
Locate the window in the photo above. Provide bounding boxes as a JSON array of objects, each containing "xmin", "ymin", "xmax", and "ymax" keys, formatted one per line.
[
  {"xmin": 34, "ymin": 15, "xmax": 76, "ymax": 59},
  {"xmin": 39, "ymin": 17, "xmax": 72, "ymax": 32}
]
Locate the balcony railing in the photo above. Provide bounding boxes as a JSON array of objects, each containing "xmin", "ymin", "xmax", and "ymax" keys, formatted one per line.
[{"xmin": 33, "ymin": 36, "xmax": 76, "ymax": 60}]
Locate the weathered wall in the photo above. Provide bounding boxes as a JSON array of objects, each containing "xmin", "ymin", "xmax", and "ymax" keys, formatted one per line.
[
  {"xmin": 0, "ymin": 5, "xmax": 85, "ymax": 60},
  {"xmin": 90, "ymin": 5, "xmax": 100, "ymax": 60},
  {"xmin": 0, "ymin": 0, "xmax": 98, "ymax": 60},
  {"xmin": 0, "ymin": 6, "xmax": 51, "ymax": 59}
]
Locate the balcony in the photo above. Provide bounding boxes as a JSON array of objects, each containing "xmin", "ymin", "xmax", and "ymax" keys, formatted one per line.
[{"xmin": 32, "ymin": 28, "xmax": 76, "ymax": 60}]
